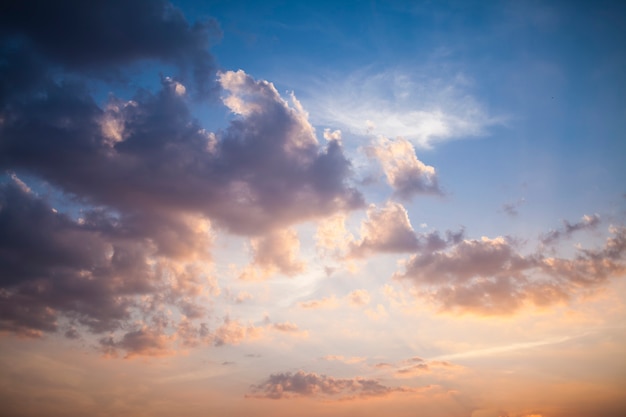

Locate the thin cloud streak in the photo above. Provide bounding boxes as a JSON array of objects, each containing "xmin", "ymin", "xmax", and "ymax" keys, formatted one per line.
[{"xmin": 429, "ymin": 333, "xmax": 589, "ymax": 362}]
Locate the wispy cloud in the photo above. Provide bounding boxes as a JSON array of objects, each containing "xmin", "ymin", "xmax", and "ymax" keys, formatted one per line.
[{"xmin": 303, "ymin": 67, "xmax": 502, "ymax": 148}]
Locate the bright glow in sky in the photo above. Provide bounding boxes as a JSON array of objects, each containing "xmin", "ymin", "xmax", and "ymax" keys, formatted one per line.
[{"xmin": 1, "ymin": 1, "xmax": 625, "ymax": 416}]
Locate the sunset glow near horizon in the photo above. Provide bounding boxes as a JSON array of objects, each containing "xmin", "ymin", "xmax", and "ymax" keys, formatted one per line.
[{"xmin": 0, "ymin": 1, "xmax": 625, "ymax": 416}]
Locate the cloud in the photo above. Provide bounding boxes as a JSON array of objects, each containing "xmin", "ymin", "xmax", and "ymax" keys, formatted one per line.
[
  {"xmin": 501, "ymin": 198, "xmax": 525, "ymax": 217},
  {"xmin": 270, "ymin": 321, "xmax": 309, "ymax": 338},
  {"xmin": 540, "ymin": 214, "xmax": 601, "ymax": 245},
  {"xmin": 272, "ymin": 321, "xmax": 301, "ymax": 333},
  {"xmin": 0, "ymin": 12, "xmax": 366, "ymax": 344},
  {"xmin": 0, "ymin": 179, "xmax": 157, "ymax": 335},
  {"xmin": 350, "ymin": 202, "xmax": 420, "ymax": 257},
  {"xmin": 395, "ymin": 360, "xmax": 462, "ymax": 378},
  {"xmin": 315, "ymin": 213, "xmax": 355, "ymax": 257},
  {"xmin": 100, "ymin": 326, "xmax": 174, "ymax": 359},
  {"xmin": 347, "ymin": 289, "xmax": 371, "ymax": 306},
  {"xmin": 321, "ymin": 355, "xmax": 366, "ymax": 364},
  {"xmin": 366, "ymin": 136, "xmax": 442, "ymax": 199},
  {"xmin": 395, "ymin": 225, "xmax": 626, "ymax": 315},
  {"xmin": 365, "ymin": 304, "xmax": 389, "ymax": 321},
  {"xmin": 349, "ymin": 202, "xmax": 462, "ymax": 258},
  {"xmin": 0, "ymin": 176, "xmax": 220, "ymax": 347},
  {"xmin": 0, "ymin": 30, "xmax": 366, "ymax": 342},
  {"xmin": 1, "ymin": 70, "xmax": 363, "ymax": 235},
  {"xmin": 248, "ymin": 370, "xmax": 413, "ymax": 400},
  {"xmin": 212, "ymin": 317, "xmax": 262, "ymax": 347},
  {"xmin": 298, "ymin": 296, "xmax": 340, "ymax": 310},
  {"xmin": 0, "ymin": 0, "xmax": 219, "ymax": 96},
  {"xmin": 297, "ymin": 290, "xmax": 373, "ymax": 311},
  {"xmin": 304, "ymin": 67, "xmax": 500, "ymax": 148},
  {"xmin": 239, "ymin": 228, "xmax": 305, "ymax": 280}
]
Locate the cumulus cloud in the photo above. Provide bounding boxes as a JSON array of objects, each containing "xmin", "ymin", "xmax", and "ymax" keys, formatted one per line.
[
  {"xmin": 0, "ymin": 5, "xmax": 364, "ymax": 344},
  {"xmin": 349, "ymin": 202, "xmax": 462, "ymax": 258},
  {"xmin": 0, "ymin": 175, "xmax": 215, "ymax": 349},
  {"xmin": 367, "ymin": 136, "xmax": 442, "ymax": 199},
  {"xmin": 1, "ymin": 6, "xmax": 362, "ymax": 345},
  {"xmin": 350, "ymin": 202, "xmax": 420, "ymax": 257},
  {"xmin": 1, "ymin": 70, "xmax": 363, "ymax": 235},
  {"xmin": 0, "ymin": 179, "xmax": 161, "ymax": 335},
  {"xmin": 394, "ymin": 225, "xmax": 626, "ymax": 315},
  {"xmin": 248, "ymin": 370, "xmax": 413, "ymax": 400}
]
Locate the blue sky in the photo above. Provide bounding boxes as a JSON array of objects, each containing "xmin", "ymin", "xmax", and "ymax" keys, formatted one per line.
[{"xmin": 1, "ymin": 1, "xmax": 625, "ymax": 417}]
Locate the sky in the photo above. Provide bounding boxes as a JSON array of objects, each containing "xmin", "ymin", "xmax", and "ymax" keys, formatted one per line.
[{"xmin": 0, "ymin": 1, "xmax": 625, "ymax": 416}]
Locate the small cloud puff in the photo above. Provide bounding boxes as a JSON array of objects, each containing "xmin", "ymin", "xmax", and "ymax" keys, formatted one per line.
[
  {"xmin": 367, "ymin": 136, "xmax": 442, "ymax": 200},
  {"xmin": 540, "ymin": 214, "xmax": 600, "ymax": 245}
]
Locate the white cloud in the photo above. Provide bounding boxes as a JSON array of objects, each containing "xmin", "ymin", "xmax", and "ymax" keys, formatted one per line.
[
  {"xmin": 303, "ymin": 67, "xmax": 502, "ymax": 148},
  {"xmin": 367, "ymin": 136, "xmax": 441, "ymax": 199}
]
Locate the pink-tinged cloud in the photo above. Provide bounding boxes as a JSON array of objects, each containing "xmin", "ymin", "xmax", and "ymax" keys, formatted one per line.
[
  {"xmin": 272, "ymin": 321, "xmax": 301, "ymax": 333},
  {"xmin": 100, "ymin": 326, "xmax": 174, "ymax": 358},
  {"xmin": 298, "ymin": 296, "xmax": 340, "ymax": 310},
  {"xmin": 212, "ymin": 317, "xmax": 262, "ymax": 347},
  {"xmin": 248, "ymin": 370, "xmax": 414, "ymax": 400},
  {"xmin": 239, "ymin": 228, "xmax": 305, "ymax": 280},
  {"xmin": 395, "ymin": 225, "xmax": 626, "ymax": 315},
  {"xmin": 366, "ymin": 136, "xmax": 442, "ymax": 200},
  {"xmin": 347, "ymin": 289, "xmax": 371, "ymax": 306}
]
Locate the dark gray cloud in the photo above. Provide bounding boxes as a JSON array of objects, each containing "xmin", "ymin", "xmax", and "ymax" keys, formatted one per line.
[
  {"xmin": 0, "ymin": 0, "xmax": 219, "ymax": 96},
  {"xmin": 248, "ymin": 370, "xmax": 412, "ymax": 400},
  {"xmin": 0, "ymin": 180, "xmax": 156, "ymax": 335},
  {"xmin": 0, "ymin": 176, "xmax": 218, "ymax": 345}
]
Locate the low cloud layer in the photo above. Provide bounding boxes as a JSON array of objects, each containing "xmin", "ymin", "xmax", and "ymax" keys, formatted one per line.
[{"xmin": 248, "ymin": 370, "xmax": 413, "ymax": 400}]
